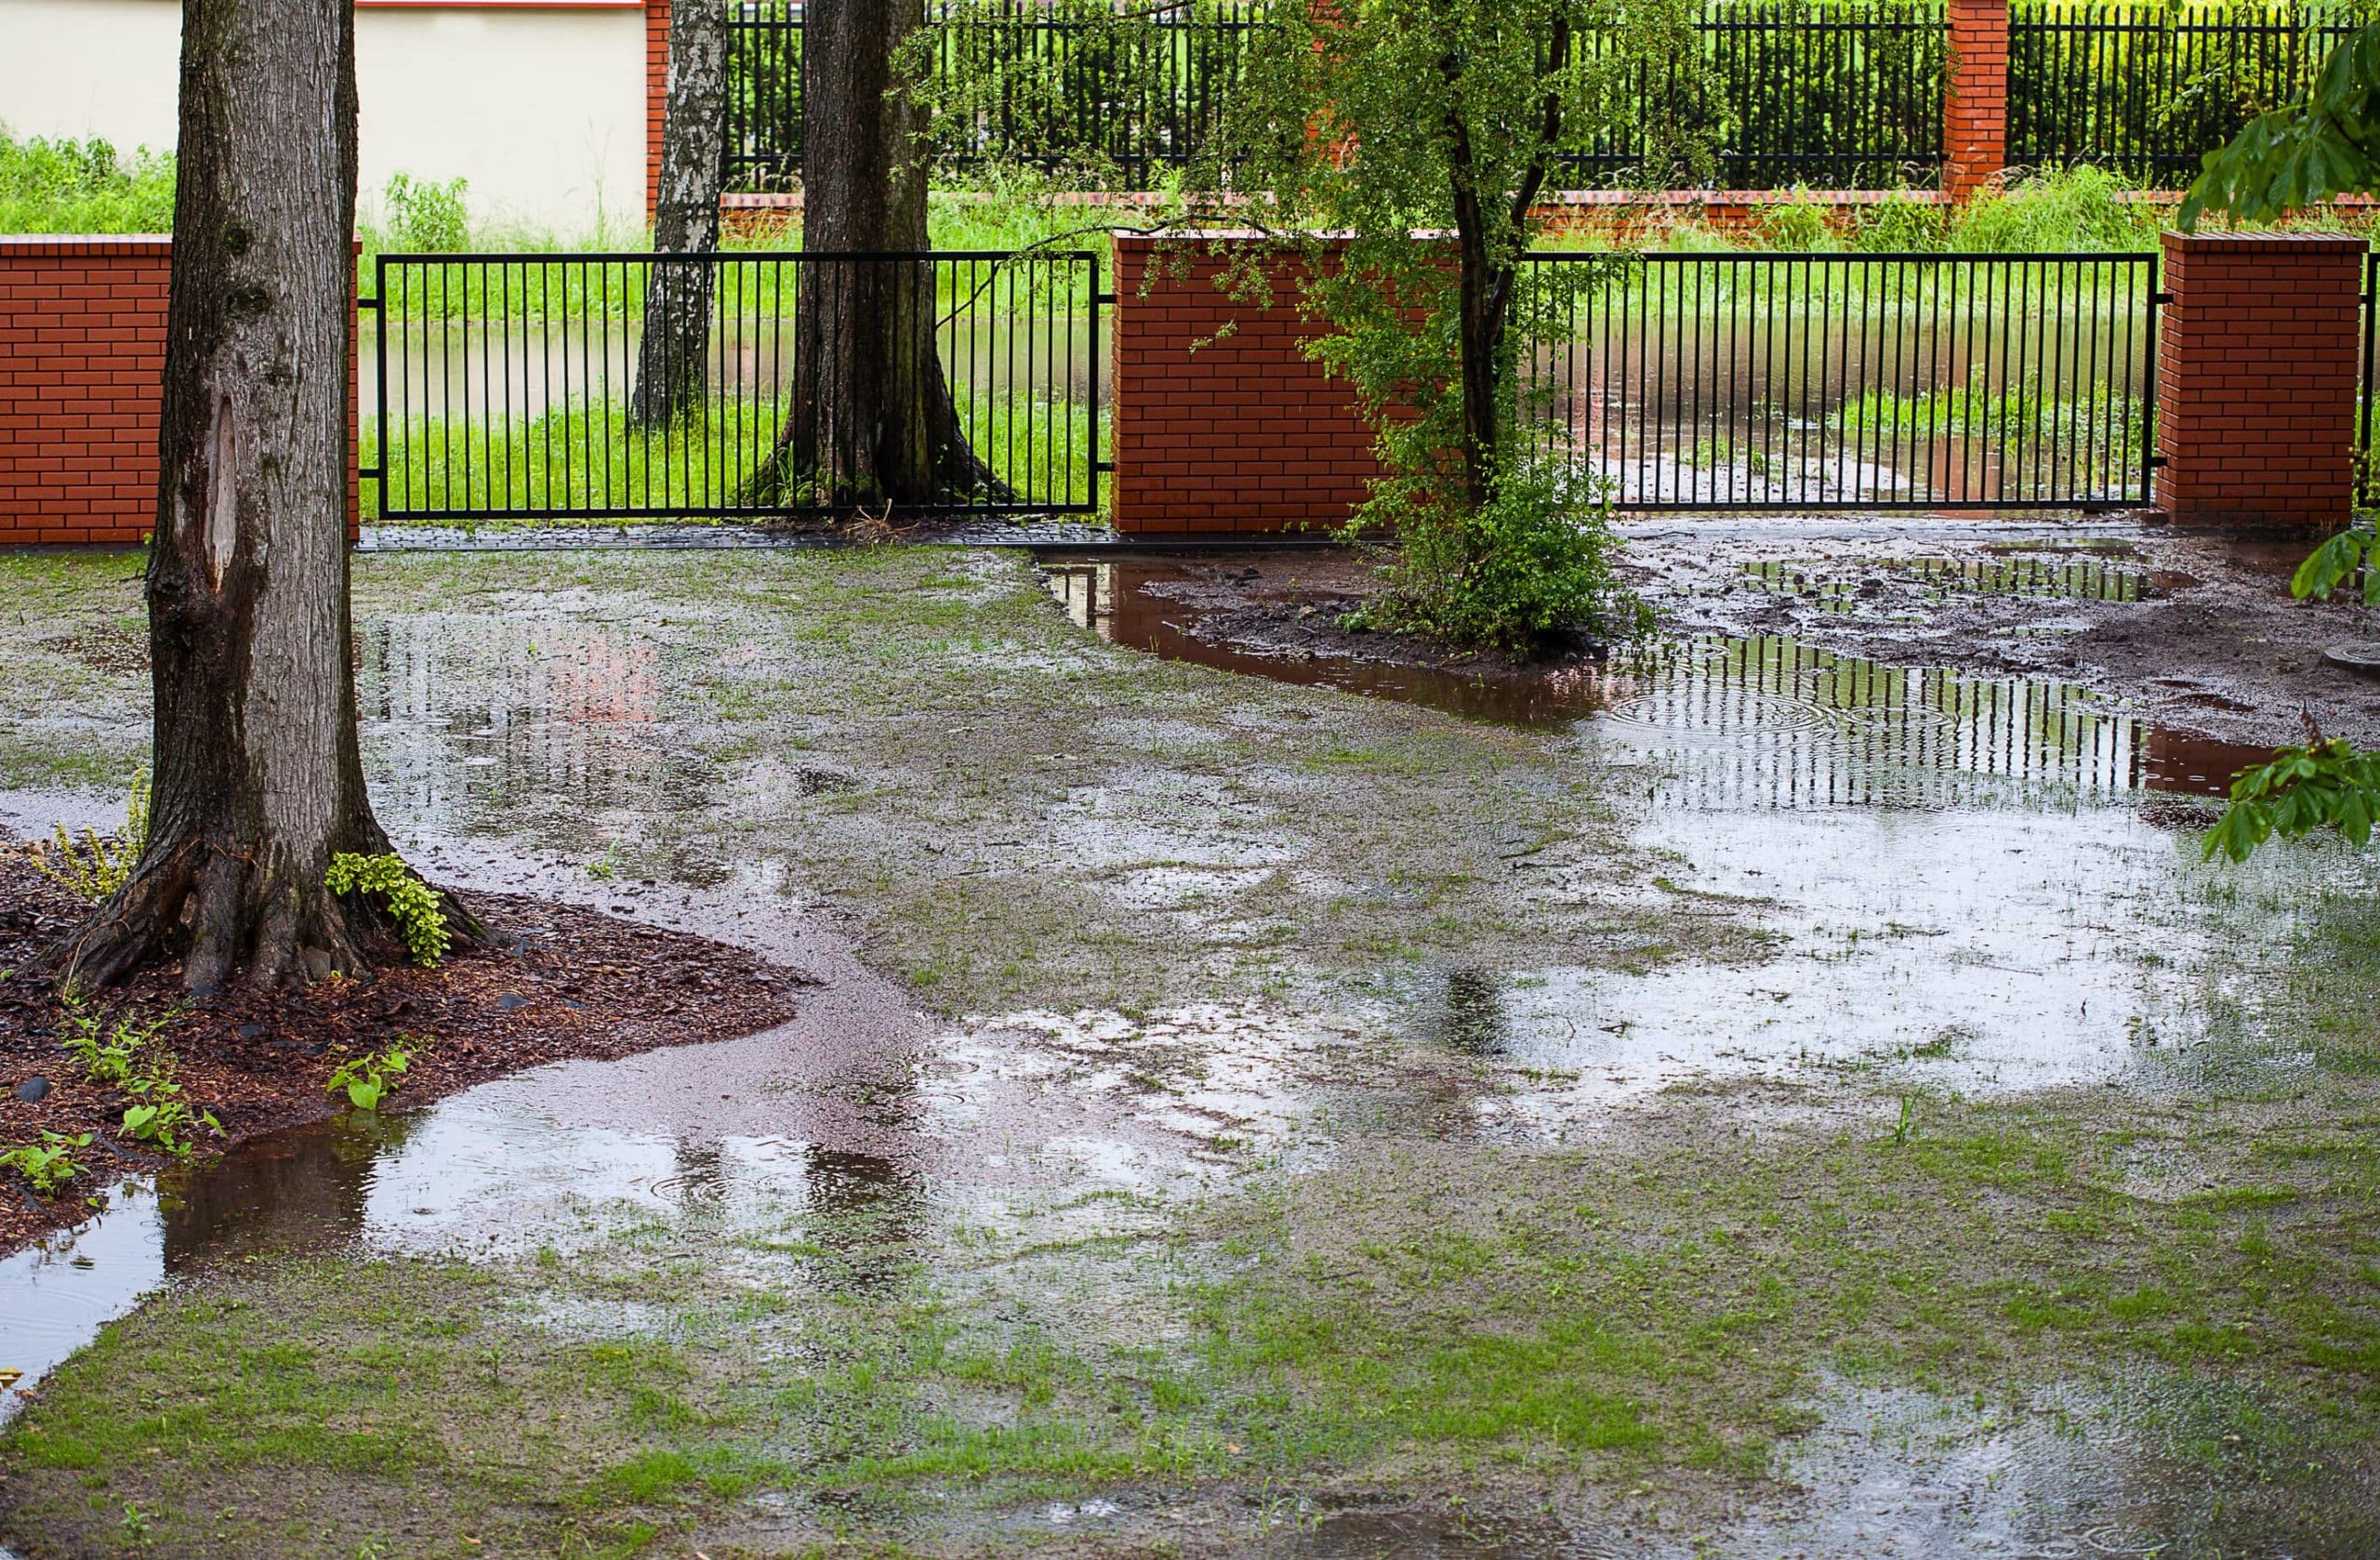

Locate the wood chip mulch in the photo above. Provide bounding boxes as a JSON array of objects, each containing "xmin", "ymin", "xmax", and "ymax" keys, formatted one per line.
[{"xmin": 0, "ymin": 839, "xmax": 805, "ymax": 1261}]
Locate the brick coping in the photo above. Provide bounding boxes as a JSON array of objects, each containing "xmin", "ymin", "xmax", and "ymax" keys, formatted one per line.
[{"xmin": 0, "ymin": 235, "xmax": 175, "ymax": 254}]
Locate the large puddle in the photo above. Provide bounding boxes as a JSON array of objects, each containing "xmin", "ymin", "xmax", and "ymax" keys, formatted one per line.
[{"xmin": 1, "ymin": 542, "xmax": 2360, "ymax": 1553}]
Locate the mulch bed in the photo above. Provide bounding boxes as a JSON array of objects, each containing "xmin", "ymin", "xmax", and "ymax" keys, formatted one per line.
[{"xmin": 0, "ymin": 834, "xmax": 804, "ymax": 1261}]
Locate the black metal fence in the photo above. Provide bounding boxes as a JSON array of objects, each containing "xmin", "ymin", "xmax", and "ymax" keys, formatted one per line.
[
  {"xmin": 363, "ymin": 250, "xmax": 1103, "ymax": 522},
  {"xmin": 2362, "ymin": 249, "xmax": 2380, "ymax": 504},
  {"xmin": 726, "ymin": 0, "xmax": 1263, "ymax": 192},
  {"xmin": 1568, "ymin": 0, "xmax": 1945, "ymax": 190},
  {"xmin": 724, "ymin": 1, "xmax": 2358, "ymax": 194},
  {"xmin": 1515, "ymin": 251, "xmax": 2159, "ymax": 509},
  {"xmin": 2009, "ymin": 0, "xmax": 2363, "ymax": 187}
]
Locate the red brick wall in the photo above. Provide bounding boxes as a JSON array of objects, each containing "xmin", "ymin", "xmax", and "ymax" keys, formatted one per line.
[
  {"xmin": 1944, "ymin": 0, "xmax": 2008, "ymax": 205},
  {"xmin": 1110, "ymin": 233, "xmax": 1383, "ymax": 534},
  {"xmin": 1, "ymin": 236, "xmax": 360, "ymax": 548},
  {"xmin": 646, "ymin": 0, "xmax": 670, "ymax": 227},
  {"xmin": 2155, "ymin": 231, "xmax": 2366, "ymax": 530},
  {"xmin": 0, "ymin": 238, "xmax": 173, "ymax": 546}
]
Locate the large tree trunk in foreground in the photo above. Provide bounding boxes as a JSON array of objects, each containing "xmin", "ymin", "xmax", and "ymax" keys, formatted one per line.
[
  {"xmin": 49, "ymin": 0, "xmax": 464, "ymax": 994},
  {"xmin": 631, "ymin": 0, "xmax": 730, "ymax": 428},
  {"xmin": 739, "ymin": 0, "xmax": 1005, "ymax": 509}
]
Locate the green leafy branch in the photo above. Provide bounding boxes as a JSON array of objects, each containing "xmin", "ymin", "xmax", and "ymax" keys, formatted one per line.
[
  {"xmin": 324, "ymin": 853, "xmax": 450, "ymax": 968},
  {"xmin": 2181, "ymin": 21, "xmax": 2380, "ymax": 228}
]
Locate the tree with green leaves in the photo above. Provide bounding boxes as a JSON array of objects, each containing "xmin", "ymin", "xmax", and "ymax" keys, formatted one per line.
[
  {"xmin": 1186, "ymin": 0, "xmax": 1705, "ymax": 651},
  {"xmin": 2178, "ymin": 21, "xmax": 2380, "ymax": 230},
  {"xmin": 2181, "ymin": 22, "xmax": 2380, "ymax": 863}
]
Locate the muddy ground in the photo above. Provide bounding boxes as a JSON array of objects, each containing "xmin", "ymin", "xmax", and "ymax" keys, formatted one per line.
[
  {"xmin": 0, "ymin": 840, "xmax": 800, "ymax": 1259},
  {"xmin": 1130, "ymin": 523, "xmax": 2380, "ymax": 751},
  {"xmin": 0, "ymin": 535, "xmax": 2374, "ymax": 1560}
]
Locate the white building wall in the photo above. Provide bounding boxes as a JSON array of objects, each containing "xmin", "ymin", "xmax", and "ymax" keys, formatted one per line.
[{"xmin": 0, "ymin": 0, "xmax": 649, "ymax": 239}]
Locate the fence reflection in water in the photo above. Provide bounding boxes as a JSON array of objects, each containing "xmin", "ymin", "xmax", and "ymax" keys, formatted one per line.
[
  {"xmin": 366, "ymin": 249, "xmax": 1103, "ymax": 522},
  {"xmin": 1515, "ymin": 251, "xmax": 2159, "ymax": 510}
]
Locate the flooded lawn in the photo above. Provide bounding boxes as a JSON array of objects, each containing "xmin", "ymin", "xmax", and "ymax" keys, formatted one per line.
[{"xmin": 1, "ymin": 538, "xmax": 2376, "ymax": 1559}]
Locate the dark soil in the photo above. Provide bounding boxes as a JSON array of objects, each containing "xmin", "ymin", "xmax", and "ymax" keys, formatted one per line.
[
  {"xmin": 1118, "ymin": 527, "xmax": 2380, "ymax": 748},
  {"xmin": 0, "ymin": 838, "xmax": 804, "ymax": 1260}
]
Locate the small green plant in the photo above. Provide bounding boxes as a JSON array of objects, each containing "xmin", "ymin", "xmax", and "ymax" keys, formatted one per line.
[
  {"xmin": 1891, "ymin": 1094, "xmax": 1915, "ymax": 1145},
  {"xmin": 586, "ymin": 842, "xmax": 621, "ymax": 881},
  {"xmin": 325, "ymin": 853, "xmax": 450, "ymax": 967},
  {"xmin": 60, "ymin": 997, "xmax": 172, "ymax": 1089},
  {"xmin": 1, "ymin": 1131, "xmax": 94, "ymax": 1197},
  {"xmin": 117, "ymin": 1052, "xmax": 218, "ymax": 1157},
  {"xmin": 381, "ymin": 171, "xmax": 470, "ymax": 252},
  {"xmin": 59, "ymin": 997, "xmax": 215, "ymax": 1157},
  {"xmin": 25, "ymin": 775, "xmax": 148, "ymax": 903},
  {"xmin": 327, "ymin": 1041, "xmax": 416, "ymax": 1113}
]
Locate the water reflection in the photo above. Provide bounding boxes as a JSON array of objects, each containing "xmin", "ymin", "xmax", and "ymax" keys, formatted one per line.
[
  {"xmin": 1040, "ymin": 556, "xmax": 2270, "ymax": 803},
  {"xmin": 359, "ymin": 615, "xmax": 704, "ymax": 833},
  {"xmin": 0, "ymin": 1061, "xmax": 929, "ymax": 1406}
]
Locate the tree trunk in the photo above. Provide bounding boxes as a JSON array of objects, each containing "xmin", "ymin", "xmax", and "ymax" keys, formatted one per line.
[
  {"xmin": 739, "ymin": 0, "xmax": 1006, "ymax": 509},
  {"xmin": 631, "ymin": 0, "xmax": 731, "ymax": 428},
  {"xmin": 47, "ymin": 0, "xmax": 471, "ymax": 994}
]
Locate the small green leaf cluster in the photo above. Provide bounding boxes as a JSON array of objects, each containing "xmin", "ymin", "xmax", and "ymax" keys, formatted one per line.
[
  {"xmin": 0, "ymin": 1130, "xmax": 93, "ymax": 1198},
  {"xmin": 326, "ymin": 1041, "xmax": 417, "ymax": 1113},
  {"xmin": 25, "ymin": 776, "xmax": 147, "ymax": 904},
  {"xmin": 2203, "ymin": 739, "xmax": 2380, "ymax": 863},
  {"xmin": 324, "ymin": 853, "xmax": 450, "ymax": 967},
  {"xmin": 2203, "ymin": 521, "xmax": 2380, "ymax": 865},
  {"xmin": 60, "ymin": 998, "xmax": 217, "ymax": 1158}
]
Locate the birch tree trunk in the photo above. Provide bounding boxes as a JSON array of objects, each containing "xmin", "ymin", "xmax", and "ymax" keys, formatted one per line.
[
  {"xmin": 50, "ymin": 0, "xmax": 471, "ymax": 993},
  {"xmin": 632, "ymin": 0, "xmax": 731, "ymax": 428},
  {"xmin": 739, "ymin": 0, "xmax": 1006, "ymax": 509}
]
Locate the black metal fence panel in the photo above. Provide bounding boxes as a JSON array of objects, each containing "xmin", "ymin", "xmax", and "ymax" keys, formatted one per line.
[
  {"xmin": 365, "ymin": 250, "xmax": 1103, "ymax": 521},
  {"xmin": 725, "ymin": 0, "xmax": 1264, "ymax": 192},
  {"xmin": 1567, "ymin": 0, "xmax": 1946, "ymax": 190},
  {"xmin": 726, "ymin": 0, "xmax": 1939, "ymax": 193},
  {"xmin": 2009, "ymin": 1, "xmax": 2363, "ymax": 186},
  {"xmin": 1516, "ymin": 251, "xmax": 2158, "ymax": 510},
  {"xmin": 728, "ymin": 2, "xmax": 2365, "ymax": 195},
  {"xmin": 2361, "ymin": 249, "xmax": 2379, "ymax": 505}
]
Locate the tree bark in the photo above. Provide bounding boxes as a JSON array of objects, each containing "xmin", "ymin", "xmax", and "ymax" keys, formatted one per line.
[
  {"xmin": 1441, "ymin": 15, "xmax": 1571, "ymax": 510},
  {"xmin": 739, "ymin": 0, "xmax": 1007, "ymax": 509},
  {"xmin": 47, "ymin": 0, "xmax": 472, "ymax": 994},
  {"xmin": 632, "ymin": 0, "xmax": 731, "ymax": 428}
]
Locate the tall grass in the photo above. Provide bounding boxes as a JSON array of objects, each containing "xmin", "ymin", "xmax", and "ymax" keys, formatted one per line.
[{"xmin": 0, "ymin": 128, "xmax": 175, "ymax": 233}]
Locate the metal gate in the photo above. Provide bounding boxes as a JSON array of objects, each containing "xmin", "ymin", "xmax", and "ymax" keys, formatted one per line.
[
  {"xmin": 361, "ymin": 248, "xmax": 1104, "ymax": 523},
  {"xmin": 1517, "ymin": 250, "xmax": 2160, "ymax": 511}
]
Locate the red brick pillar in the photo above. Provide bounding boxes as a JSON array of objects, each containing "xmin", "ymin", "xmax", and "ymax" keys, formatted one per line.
[
  {"xmin": 2155, "ymin": 231, "xmax": 2366, "ymax": 530},
  {"xmin": 1944, "ymin": 0, "xmax": 2007, "ymax": 205},
  {"xmin": 1109, "ymin": 233, "xmax": 1382, "ymax": 535},
  {"xmin": 645, "ymin": 0, "xmax": 670, "ymax": 228}
]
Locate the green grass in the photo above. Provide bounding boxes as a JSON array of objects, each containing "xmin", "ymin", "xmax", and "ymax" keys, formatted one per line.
[
  {"xmin": 0, "ymin": 128, "xmax": 175, "ymax": 234},
  {"xmin": 364, "ymin": 390, "xmax": 1102, "ymax": 520}
]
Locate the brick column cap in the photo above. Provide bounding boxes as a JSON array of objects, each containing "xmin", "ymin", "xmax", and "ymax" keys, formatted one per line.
[{"xmin": 2159, "ymin": 231, "xmax": 2371, "ymax": 256}]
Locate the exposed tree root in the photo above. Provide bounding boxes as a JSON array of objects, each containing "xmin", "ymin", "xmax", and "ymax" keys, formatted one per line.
[{"xmin": 41, "ymin": 834, "xmax": 493, "ymax": 996}]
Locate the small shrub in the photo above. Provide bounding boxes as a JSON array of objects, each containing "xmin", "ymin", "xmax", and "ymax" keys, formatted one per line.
[
  {"xmin": 327, "ymin": 1042, "xmax": 416, "ymax": 1113},
  {"xmin": 1756, "ymin": 195, "xmax": 1838, "ymax": 252},
  {"xmin": 25, "ymin": 776, "xmax": 148, "ymax": 904},
  {"xmin": 325, "ymin": 853, "xmax": 450, "ymax": 967},
  {"xmin": 1348, "ymin": 456, "xmax": 1651, "ymax": 654},
  {"xmin": 381, "ymin": 171, "xmax": 470, "ymax": 253},
  {"xmin": 1, "ymin": 1131, "xmax": 94, "ymax": 1197}
]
